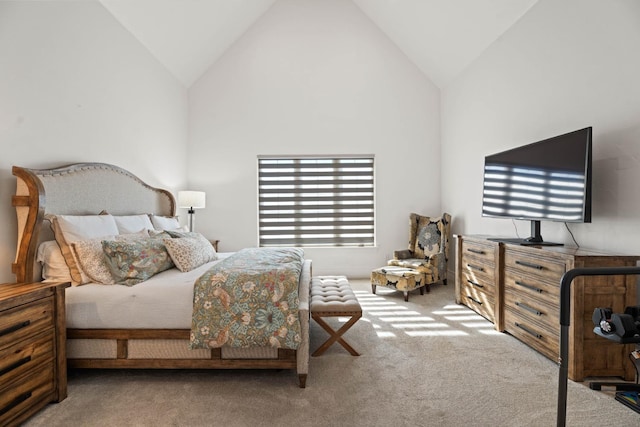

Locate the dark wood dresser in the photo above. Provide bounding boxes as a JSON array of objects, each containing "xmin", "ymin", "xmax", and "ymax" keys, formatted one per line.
[{"xmin": 0, "ymin": 282, "xmax": 69, "ymax": 426}]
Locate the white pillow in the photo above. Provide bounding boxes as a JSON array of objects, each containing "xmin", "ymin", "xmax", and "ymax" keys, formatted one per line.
[
  {"xmin": 163, "ymin": 233, "xmax": 217, "ymax": 272},
  {"xmin": 114, "ymin": 214, "xmax": 154, "ymax": 234},
  {"xmin": 48, "ymin": 214, "xmax": 119, "ymax": 285},
  {"xmin": 37, "ymin": 241, "xmax": 72, "ymax": 283},
  {"xmin": 150, "ymin": 215, "xmax": 181, "ymax": 231}
]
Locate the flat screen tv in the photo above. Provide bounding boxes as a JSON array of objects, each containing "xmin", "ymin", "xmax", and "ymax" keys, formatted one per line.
[{"xmin": 481, "ymin": 127, "xmax": 592, "ymax": 246}]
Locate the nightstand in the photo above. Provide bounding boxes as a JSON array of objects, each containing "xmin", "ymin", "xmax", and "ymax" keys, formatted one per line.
[{"xmin": 0, "ymin": 282, "xmax": 69, "ymax": 426}]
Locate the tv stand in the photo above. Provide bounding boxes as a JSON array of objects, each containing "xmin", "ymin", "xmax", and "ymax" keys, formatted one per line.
[
  {"xmin": 487, "ymin": 237, "xmax": 563, "ymax": 246},
  {"xmin": 487, "ymin": 220, "xmax": 564, "ymax": 246}
]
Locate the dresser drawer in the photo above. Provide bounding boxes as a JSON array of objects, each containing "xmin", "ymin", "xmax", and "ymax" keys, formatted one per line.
[
  {"xmin": 503, "ymin": 270, "xmax": 560, "ymax": 307},
  {"xmin": 461, "ymin": 240, "xmax": 496, "ymax": 266},
  {"xmin": 504, "ymin": 307, "xmax": 559, "ymax": 361},
  {"xmin": 0, "ymin": 298, "xmax": 54, "ymax": 351},
  {"xmin": 504, "ymin": 287, "xmax": 558, "ymax": 331},
  {"xmin": 504, "ymin": 249, "xmax": 566, "ymax": 282},
  {"xmin": 460, "ymin": 262, "xmax": 496, "ymax": 298},
  {"xmin": 459, "ymin": 286, "xmax": 495, "ymax": 322},
  {"xmin": 0, "ymin": 331, "xmax": 54, "ymax": 391},
  {"xmin": 0, "ymin": 361, "xmax": 54, "ymax": 426}
]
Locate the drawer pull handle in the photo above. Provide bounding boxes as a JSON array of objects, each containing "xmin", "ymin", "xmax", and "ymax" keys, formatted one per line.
[
  {"xmin": 466, "ymin": 296, "xmax": 482, "ymax": 305},
  {"xmin": 467, "ymin": 279, "xmax": 484, "ymax": 288},
  {"xmin": 515, "ymin": 280, "xmax": 543, "ymax": 293},
  {"xmin": 515, "ymin": 301, "xmax": 543, "ymax": 316},
  {"xmin": 0, "ymin": 320, "xmax": 30, "ymax": 338},
  {"xmin": 515, "ymin": 260, "xmax": 544, "ymax": 270},
  {"xmin": 0, "ymin": 356, "xmax": 31, "ymax": 377},
  {"xmin": 515, "ymin": 322, "xmax": 542, "ymax": 339},
  {"xmin": 466, "ymin": 263, "xmax": 484, "ymax": 272},
  {"xmin": 0, "ymin": 391, "xmax": 32, "ymax": 416},
  {"xmin": 467, "ymin": 248, "xmax": 485, "ymax": 255}
]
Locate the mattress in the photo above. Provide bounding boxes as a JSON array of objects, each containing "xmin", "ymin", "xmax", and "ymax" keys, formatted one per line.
[{"xmin": 65, "ymin": 253, "xmax": 231, "ymax": 329}]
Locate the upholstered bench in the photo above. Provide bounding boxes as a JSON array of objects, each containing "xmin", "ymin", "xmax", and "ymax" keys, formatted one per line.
[
  {"xmin": 310, "ymin": 276, "xmax": 362, "ymax": 356},
  {"xmin": 370, "ymin": 266, "xmax": 426, "ymax": 302}
]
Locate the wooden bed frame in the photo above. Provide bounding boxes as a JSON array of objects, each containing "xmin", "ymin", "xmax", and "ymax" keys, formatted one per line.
[{"xmin": 12, "ymin": 162, "xmax": 310, "ymax": 387}]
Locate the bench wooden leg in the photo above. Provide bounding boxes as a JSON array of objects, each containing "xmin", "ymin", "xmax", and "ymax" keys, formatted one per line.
[{"xmin": 312, "ymin": 313, "xmax": 362, "ymax": 357}]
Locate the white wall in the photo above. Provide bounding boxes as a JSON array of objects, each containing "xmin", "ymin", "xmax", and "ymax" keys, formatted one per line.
[
  {"xmin": 0, "ymin": 1, "xmax": 188, "ymax": 282},
  {"xmin": 189, "ymin": 0, "xmax": 440, "ymax": 278},
  {"xmin": 442, "ymin": 0, "xmax": 640, "ymax": 256}
]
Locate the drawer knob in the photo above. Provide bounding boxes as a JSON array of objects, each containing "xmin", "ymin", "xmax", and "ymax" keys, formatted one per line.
[
  {"xmin": 515, "ymin": 301, "xmax": 543, "ymax": 316},
  {"xmin": 515, "ymin": 260, "xmax": 544, "ymax": 270},
  {"xmin": 515, "ymin": 280, "xmax": 543, "ymax": 294},
  {"xmin": 0, "ymin": 320, "xmax": 30, "ymax": 338},
  {"xmin": 515, "ymin": 322, "xmax": 542, "ymax": 339}
]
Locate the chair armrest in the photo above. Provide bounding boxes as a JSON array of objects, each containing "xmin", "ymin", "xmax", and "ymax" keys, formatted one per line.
[{"xmin": 394, "ymin": 250, "xmax": 413, "ymax": 260}]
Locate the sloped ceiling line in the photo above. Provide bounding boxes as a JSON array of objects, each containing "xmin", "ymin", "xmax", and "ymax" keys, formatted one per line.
[{"xmin": 99, "ymin": 0, "xmax": 538, "ymax": 89}]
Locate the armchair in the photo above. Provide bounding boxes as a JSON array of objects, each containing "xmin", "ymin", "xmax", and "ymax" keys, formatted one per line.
[
  {"xmin": 371, "ymin": 213, "xmax": 451, "ymax": 302},
  {"xmin": 388, "ymin": 212, "xmax": 452, "ymax": 288}
]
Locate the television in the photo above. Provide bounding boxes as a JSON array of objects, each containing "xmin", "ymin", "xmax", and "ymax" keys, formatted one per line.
[{"xmin": 481, "ymin": 127, "xmax": 592, "ymax": 246}]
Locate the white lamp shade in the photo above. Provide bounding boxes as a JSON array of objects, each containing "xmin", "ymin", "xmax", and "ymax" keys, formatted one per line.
[{"xmin": 178, "ymin": 191, "xmax": 206, "ymax": 209}]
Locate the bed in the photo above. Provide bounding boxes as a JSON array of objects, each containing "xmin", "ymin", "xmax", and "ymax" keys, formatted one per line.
[{"xmin": 11, "ymin": 162, "xmax": 310, "ymax": 387}]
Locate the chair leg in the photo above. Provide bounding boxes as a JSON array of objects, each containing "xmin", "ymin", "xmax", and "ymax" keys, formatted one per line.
[
  {"xmin": 443, "ymin": 278, "xmax": 448, "ymax": 286},
  {"xmin": 425, "ymin": 284, "xmax": 431, "ymax": 293},
  {"xmin": 371, "ymin": 284, "xmax": 376, "ymax": 294},
  {"xmin": 403, "ymin": 291, "xmax": 409, "ymax": 302},
  {"xmin": 419, "ymin": 286, "xmax": 424, "ymax": 295}
]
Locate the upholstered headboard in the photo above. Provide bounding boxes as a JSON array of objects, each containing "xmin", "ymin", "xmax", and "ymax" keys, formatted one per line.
[{"xmin": 12, "ymin": 162, "xmax": 175, "ymax": 283}]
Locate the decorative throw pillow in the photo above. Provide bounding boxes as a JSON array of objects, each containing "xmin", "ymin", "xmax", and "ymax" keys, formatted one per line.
[
  {"xmin": 48, "ymin": 214, "xmax": 120, "ymax": 285},
  {"xmin": 71, "ymin": 232, "xmax": 149, "ymax": 285},
  {"xmin": 163, "ymin": 233, "xmax": 217, "ymax": 272},
  {"xmin": 102, "ymin": 237, "xmax": 174, "ymax": 286}
]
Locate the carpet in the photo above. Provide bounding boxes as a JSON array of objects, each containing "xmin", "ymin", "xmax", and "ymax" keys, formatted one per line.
[{"xmin": 25, "ymin": 279, "xmax": 639, "ymax": 426}]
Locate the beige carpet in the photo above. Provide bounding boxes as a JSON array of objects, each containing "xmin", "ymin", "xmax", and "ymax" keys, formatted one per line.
[{"xmin": 26, "ymin": 279, "xmax": 639, "ymax": 426}]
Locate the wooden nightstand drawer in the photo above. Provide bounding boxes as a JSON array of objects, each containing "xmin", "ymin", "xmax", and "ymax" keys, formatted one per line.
[
  {"xmin": 0, "ymin": 362, "xmax": 54, "ymax": 426},
  {"xmin": 0, "ymin": 298, "xmax": 54, "ymax": 351},
  {"xmin": 0, "ymin": 331, "xmax": 54, "ymax": 390}
]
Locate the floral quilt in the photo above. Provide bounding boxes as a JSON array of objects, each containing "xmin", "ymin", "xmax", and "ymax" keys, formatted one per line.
[{"xmin": 190, "ymin": 247, "xmax": 304, "ymax": 350}]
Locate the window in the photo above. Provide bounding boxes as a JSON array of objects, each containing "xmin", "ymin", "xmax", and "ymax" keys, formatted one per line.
[{"xmin": 258, "ymin": 156, "xmax": 375, "ymax": 247}]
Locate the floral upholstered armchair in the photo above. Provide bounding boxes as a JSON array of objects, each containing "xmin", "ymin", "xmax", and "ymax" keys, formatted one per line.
[{"xmin": 387, "ymin": 213, "xmax": 452, "ymax": 288}]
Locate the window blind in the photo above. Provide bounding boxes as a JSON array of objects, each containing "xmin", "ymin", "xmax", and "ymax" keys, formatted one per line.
[{"xmin": 258, "ymin": 156, "xmax": 375, "ymax": 247}]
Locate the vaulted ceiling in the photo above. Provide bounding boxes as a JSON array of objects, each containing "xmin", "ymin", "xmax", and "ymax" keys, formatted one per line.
[{"xmin": 99, "ymin": 0, "xmax": 538, "ymax": 89}]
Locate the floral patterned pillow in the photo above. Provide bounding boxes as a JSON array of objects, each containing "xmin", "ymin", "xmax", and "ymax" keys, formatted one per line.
[
  {"xmin": 163, "ymin": 233, "xmax": 217, "ymax": 272},
  {"xmin": 72, "ymin": 232, "xmax": 149, "ymax": 285},
  {"xmin": 102, "ymin": 237, "xmax": 174, "ymax": 286}
]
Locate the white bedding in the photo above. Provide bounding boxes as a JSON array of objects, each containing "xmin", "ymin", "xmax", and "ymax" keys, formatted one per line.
[{"xmin": 65, "ymin": 253, "xmax": 233, "ymax": 329}]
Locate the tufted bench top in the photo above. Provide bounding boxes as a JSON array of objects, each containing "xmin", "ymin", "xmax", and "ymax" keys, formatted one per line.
[{"xmin": 310, "ymin": 276, "xmax": 362, "ymax": 315}]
